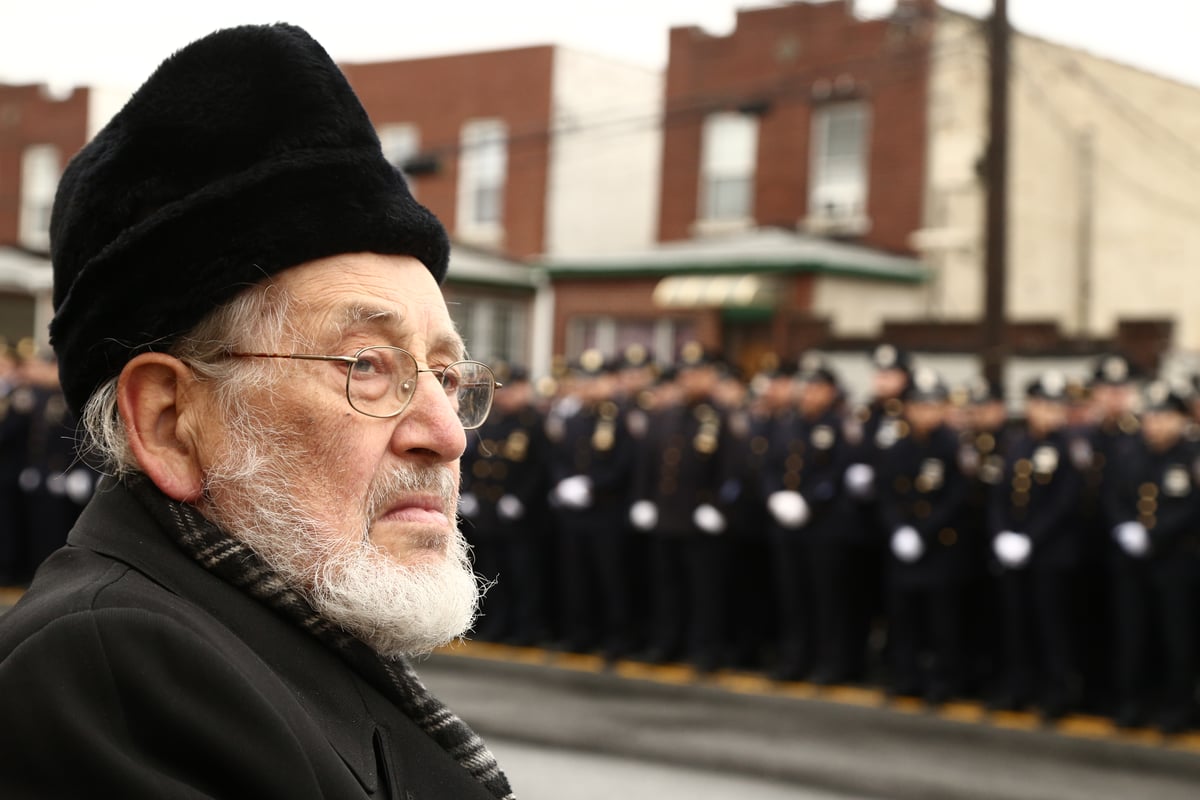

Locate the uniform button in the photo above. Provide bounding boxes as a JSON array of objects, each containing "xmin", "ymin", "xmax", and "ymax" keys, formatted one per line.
[{"xmin": 939, "ymin": 528, "xmax": 957, "ymax": 546}]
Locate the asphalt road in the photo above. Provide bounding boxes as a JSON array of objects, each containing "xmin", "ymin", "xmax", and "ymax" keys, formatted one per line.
[
  {"xmin": 488, "ymin": 736, "xmax": 873, "ymax": 800},
  {"xmin": 418, "ymin": 644, "xmax": 1200, "ymax": 800}
]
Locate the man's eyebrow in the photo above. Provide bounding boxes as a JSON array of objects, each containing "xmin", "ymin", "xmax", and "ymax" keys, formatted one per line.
[
  {"xmin": 337, "ymin": 304, "xmax": 401, "ymax": 333},
  {"xmin": 335, "ymin": 304, "xmax": 467, "ymax": 361}
]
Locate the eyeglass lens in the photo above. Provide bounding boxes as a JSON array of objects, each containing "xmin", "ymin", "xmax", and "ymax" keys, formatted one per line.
[{"xmin": 346, "ymin": 346, "xmax": 495, "ymax": 428}]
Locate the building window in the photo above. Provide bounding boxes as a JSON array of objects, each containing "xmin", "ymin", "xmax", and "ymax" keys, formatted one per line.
[
  {"xmin": 699, "ymin": 112, "xmax": 757, "ymax": 224},
  {"xmin": 20, "ymin": 145, "xmax": 60, "ymax": 251},
  {"xmin": 456, "ymin": 119, "xmax": 507, "ymax": 245},
  {"xmin": 447, "ymin": 295, "xmax": 528, "ymax": 366},
  {"xmin": 808, "ymin": 101, "xmax": 870, "ymax": 232},
  {"xmin": 566, "ymin": 317, "xmax": 695, "ymax": 365},
  {"xmin": 378, "ymin": 123, "xmax": 420, "ymax": 190}
]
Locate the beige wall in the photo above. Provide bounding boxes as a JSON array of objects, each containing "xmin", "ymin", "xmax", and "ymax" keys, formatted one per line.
[
  {"xmin": 544, "ymin": 49, "xmax": 662, "ymax": 258},
  {"xmin": 918, "ymin": 10, "xmax": 1200, "ymax": 352},
  {"xmin": 811, "ymin": 273, "xmax": 929, "ymax": 337}
]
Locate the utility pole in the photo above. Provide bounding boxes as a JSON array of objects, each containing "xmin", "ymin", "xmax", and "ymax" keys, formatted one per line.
[{"xmin": 982, "ymin": 0, "xmax": 1009, "ymax": 388}]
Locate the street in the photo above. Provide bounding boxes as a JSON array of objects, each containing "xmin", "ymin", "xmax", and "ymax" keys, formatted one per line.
[
  {"xmin": 419, "ymin": 644, "xmax": 1200, "ymax": 800},
  {"xmin": 488, "ymin": 737, "xmax": 871, "ymax": 800}
]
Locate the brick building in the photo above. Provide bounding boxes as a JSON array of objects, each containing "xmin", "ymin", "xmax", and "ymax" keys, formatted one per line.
[
  {"xmin": 0, "ymin": 84, "xmax": 88, "ymax": 345},
  {"xmin": 546, "ymin": 0, "xmax": 1200, "ymax": 389}
]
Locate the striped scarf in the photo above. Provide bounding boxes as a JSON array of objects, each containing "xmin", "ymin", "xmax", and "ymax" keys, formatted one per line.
[{"xmin": 128, "ymin": 477, "xmax": 514, "ymax": 800}]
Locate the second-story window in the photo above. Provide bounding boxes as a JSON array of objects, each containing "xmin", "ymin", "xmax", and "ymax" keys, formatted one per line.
[
  {"xmin": 457, "ymin": 119, "xmax": 508, "ymax": 243},
  {"xmin": 809, "ymin": 101, "xmax": 870, "ymax": 226},
  {"xmin": 20, "ymin": 144, "xmax": 60, "ymax": 251},
  {"xmin": 378, "ymin": 123, "xmax": 420, "ymax": 192},
  {"xmin": 700, "ymin": 112, "xmax": 757, "ymax": 222}
]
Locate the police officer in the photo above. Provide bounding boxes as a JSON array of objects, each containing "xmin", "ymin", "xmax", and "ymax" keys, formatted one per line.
[
  {"xmin": 630, "ymin": 343, "xmax": 735, "ymax": 671},
  {"xmin": 1078, "ymin": 354, "xmax": 1141, "ymax": 713},
  {"xmin": 19, "ymin": 354, "xmax": 97, "ymax": 574},
  {"xmin": 842, "ymin": 344, "xmax": 914, "ymax": 667},
  {"xmin": 713, "ymin": 361, "xmax": 772, "ymax": 670},
  {"xmin": 546, "ymin": 350, "xmax": 636, "ymax": 657},
  {"xmin": 0, "ymin": 344, "xmax": 33, "ymax": 585},
  {"xmin": 1107, "ymin": 380, "xmax": 1200, "ymax": 733},
  {"xmin": 772, "ymin": 357, "xmax": 868, "ymax": 690},
  {"xmin": 459, "ymin": 363, "xmax": 552, "ymax": 646},
  {"xmin": 958, "ymin": 376, "xmax": 1013, "ymax": 695},
  {"xmin": 877, "ymin": 368, "xmax": 971, "ymax": 702},
  {"xmin": 988, "ymin": 372, "xmax": 1087, "ymax": 719}
]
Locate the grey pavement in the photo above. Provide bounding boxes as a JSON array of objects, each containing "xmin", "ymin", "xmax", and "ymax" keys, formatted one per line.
[
  {"xmin": 488, "ymin": 735, "xmax": 874, "ymax": 799},
  {"xmin": 417, "ymin": 648, "xmax": 1200, "ymax": 800}
]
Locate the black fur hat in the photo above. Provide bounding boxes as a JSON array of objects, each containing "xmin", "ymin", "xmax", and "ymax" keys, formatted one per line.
[{"xmin": 49, "ymin": 23, "xmax": 450, "ymax": 414}]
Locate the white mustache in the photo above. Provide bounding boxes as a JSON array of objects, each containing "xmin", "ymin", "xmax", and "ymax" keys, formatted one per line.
[{"xmin": 364, "ymin": 463, "xmax": 458, "ymax": 521}]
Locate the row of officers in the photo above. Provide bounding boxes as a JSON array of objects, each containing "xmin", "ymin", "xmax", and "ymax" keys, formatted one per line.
[
  {"xmin": 461, "ymin": 344, "xmax": 1200, "ymax": 735},
  {"xmin": 0, "ymin": 346, "xmax": 98, "ymax": 585}
]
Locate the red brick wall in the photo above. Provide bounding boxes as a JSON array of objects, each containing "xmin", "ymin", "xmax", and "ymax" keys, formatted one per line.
[
  {"xmin": 658, "ymin": 2, "xmax": 932, "ymax": 254},
  {"xmin": 341, "ymin": 47, "xmax": 555, "ymax": 260},
  {"xmin": 0, "ymin": 85, "xmax": 89, "ymax": 246}
]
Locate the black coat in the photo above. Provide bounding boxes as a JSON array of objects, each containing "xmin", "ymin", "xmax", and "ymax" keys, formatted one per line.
[{"xmin": 0, "ymin": 481, "xmax": 497, "ymax": 800}]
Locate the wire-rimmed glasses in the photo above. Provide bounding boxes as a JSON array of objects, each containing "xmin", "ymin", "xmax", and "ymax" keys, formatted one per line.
[{"xmin": 229, "ymin": 346, "xmax": 500, "ymax": 429}]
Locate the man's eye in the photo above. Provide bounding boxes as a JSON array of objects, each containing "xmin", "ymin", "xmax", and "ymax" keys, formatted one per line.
[{"xmin": 351, "ymin": 355, "xmax": 388, "ymax": 376}]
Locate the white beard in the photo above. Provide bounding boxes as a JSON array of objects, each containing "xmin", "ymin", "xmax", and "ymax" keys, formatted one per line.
[{"xmin": 198, "ymin": 416, "xmax": 480, "ymax": 659}]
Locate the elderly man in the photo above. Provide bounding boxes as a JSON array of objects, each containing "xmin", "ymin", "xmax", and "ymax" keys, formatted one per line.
[{"xmin": 0, "ymin": 24, "xmax": 513, "ymax": 799}]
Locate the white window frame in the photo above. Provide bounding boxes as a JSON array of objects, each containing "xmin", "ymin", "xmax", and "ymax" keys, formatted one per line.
[
  {"xmin": 19, "ymin": 144, "xmax": 60, "ymax": 251},
  {"xmin": 696, "ymin": 112, "xmax": 757, "ymax": 233},
  {"xmin": 456, "ymin": 119, "xmax": 508, "ymax": 247},
  {"xmin": 378, "ymin": 123, "xmax": 421, "ymax": 195},
  {"xmin": 806, "ymin": 101, "xmax": 871, "ymax": 234}
]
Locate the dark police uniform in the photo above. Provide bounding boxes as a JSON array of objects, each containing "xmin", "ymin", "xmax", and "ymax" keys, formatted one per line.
[
  {"xmin": 459, "ymin": 373, "xmax": 552, "ymax": 646},
  {"xmin": 956, "ymin": 379, "xmax": 1014, "ymax": 696},
  {"xmin": 631, "ymin": 375, "xmax": 735, "ymax": 670},
  {"xmin": 0, "ymin": 380, "xmax": 34, "ymax": 584},
  {"xmin": 761, "ymin": 357, "xmax": 864, "ymax": 683},
  {"xmin": 21, "ymin": 383, "xmax": 97, "ymax": 575},
  {"xmin": 988, "ymin": 374, "xmax": 1086, "ymax": 717},
  {"xmin": 876, "ymin": 374, "xmax": 971, "ymax": 702},
  {"xmin": 1106, "ymin": 382, "xmax": 1200, "ymax": 733},
  {"xmin": 546, "ymin": 359, "xmax": 636, "ymax": 657}
]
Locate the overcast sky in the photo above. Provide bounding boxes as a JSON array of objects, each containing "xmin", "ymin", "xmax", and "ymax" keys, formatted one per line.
[{"xmin": 2, "ymin": 0, "xmax": 1198, "ymax": 92}]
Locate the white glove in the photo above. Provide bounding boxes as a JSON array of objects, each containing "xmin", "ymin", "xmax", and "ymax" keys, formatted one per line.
[
  {"xmin": 1114, "ymin": 521, "xmax": 1150, "ymax": 557},
  {"xmin": 64, "ymin": 469, "xmax": 94, "ymax": 505},
  {"xmin": 890, "ymin": 526, "xmax": 924, "ymax": 563},
  {"xmin": 554, "ymin": 475, "xmax": 593, "ymax": 509},
  {"xmin": 497, "ymin": 494, "xmax": 525, "ymax": 521},
  {"xmin": 629, "ymin": 500, "xmax": 658, "ymax": 531},
  {"xmin": 457, "ymin": 492, "xmax": 479, "ymax": 519},
  {"xmin": 993, "ymin": 531, "xmax": 1033, "ymax": 568},
  {"xmin": 767, "ymin": 490, "xmax": 810, "ymax": 529},
  {"xmin": 693, "ymin": 503, "xmax": 727, "ymax": 535},
  {"xmin": 844, "ymin": 463, "xmax": 875, "ymax": 499}
]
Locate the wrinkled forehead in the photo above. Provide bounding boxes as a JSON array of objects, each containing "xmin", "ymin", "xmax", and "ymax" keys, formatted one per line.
[{"xmin": 266, "ymin": 253, "xmax": 464, "ymax": 358}]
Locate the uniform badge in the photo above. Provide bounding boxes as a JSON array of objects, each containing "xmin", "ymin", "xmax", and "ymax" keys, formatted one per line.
[
  {"xmin": 545, "ymin": 414, "xmax": 565, "ymax": 443},
  {"xmin": 12, "ymin": 388, "xmax": 33, "ymax": 414},
  {"xmin": 876, "ymin": 419, "xmax": 900, "ymax": 449},
  {"xmin": 916, "ymin": 458, "xmax": 944, "ymax": 492},
  {"xmin": 625, "ymin": 408, "xmax": 649, "ymax": 439},
  {"xmin": 1164, "ymin": 465, "xmax": 1191, "ymax": 498},
  {"xmin": 981, "ymin": 455, "xmax": 1005, "ymax": 485},
  {"xmin": 1033, "ymin": 445, "xmax": 1059, "ymax": 476},
  {"xmin": 843, "ymin": 415, "xmax": 863, "ymax": 446},
  {"xmin": 504, "ymin": 431, "xmax": 529, "ymax": 462},
  {"xmin": 811, "ymin": 425, "xmax": 835, "ymax": 451},
  {"xmin": 593, "ymin": 419, "xmax": 615, "ymax": 452},
  {"xmin": 1069, "ymin": 438, "xmax": 1093, "ymax": 470},
  {"xmin": 958, "ymin": 445, "xmax": 980, "ymax": 477}
]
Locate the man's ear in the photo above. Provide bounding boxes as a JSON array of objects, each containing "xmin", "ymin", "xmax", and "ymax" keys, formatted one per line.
[{"xmin": 117, "ymin": 353, "xmax": 205, "ymax": 503}]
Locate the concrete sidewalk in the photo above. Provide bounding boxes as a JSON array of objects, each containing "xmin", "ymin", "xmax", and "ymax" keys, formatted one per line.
[{"xmin": 419, "ymin": 643, "xmax": 1200, "ymax": 800}]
